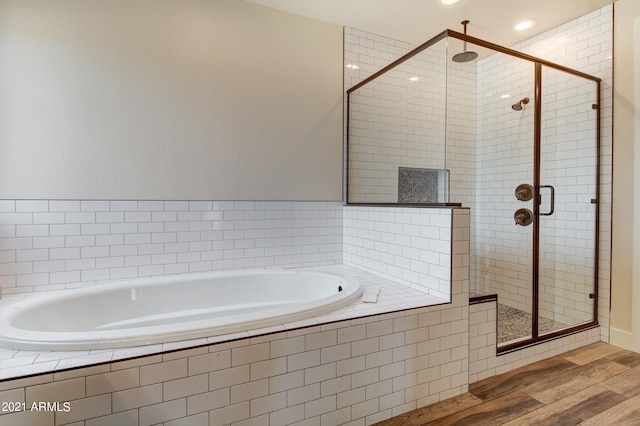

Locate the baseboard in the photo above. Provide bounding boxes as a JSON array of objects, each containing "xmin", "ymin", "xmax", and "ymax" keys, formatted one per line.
[{"xmin": 609, "ymin": 327, "xmax": 634, "ymax": 351}]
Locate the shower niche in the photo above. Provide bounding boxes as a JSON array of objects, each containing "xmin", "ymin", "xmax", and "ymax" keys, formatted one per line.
[{"xmin": 346, "ymin": 28, "xmax": 600, "ymax": 352}]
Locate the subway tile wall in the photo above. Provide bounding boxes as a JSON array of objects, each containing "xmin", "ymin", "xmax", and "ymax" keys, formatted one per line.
[
  {"xmin": 0, "ymin": 209, "xmax": 471, "ymax": 426},
  {"xmin": 0, "ymin": 201, "xmax": 343, "ymax": 295},
  {"xmin": 344, "ymin": 29, "xmax": 477, "ymax": 204},
  {"xmin": 347, "ymin": 37, "xmax": 448, "ymax": 203},
  {"xmin": 0, "ymin": 304, "xmax": 468, "ymax": 426},
  {"xmin": 343, "ymin": 206, "xmax": 470, "ymax": 300}
]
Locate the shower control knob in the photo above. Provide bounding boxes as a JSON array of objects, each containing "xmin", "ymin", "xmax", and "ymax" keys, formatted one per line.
[
  {"xmin": 515, "ymin": 183, "xmax": 534, "ymax": 201},
  {"xmin": 514, "ymin": 208, "xmax": 533, "ymax": 226}
]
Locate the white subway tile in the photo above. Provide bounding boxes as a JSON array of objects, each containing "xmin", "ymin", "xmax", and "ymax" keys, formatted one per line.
[
  {"xmin": 139, "ymin": 398, "xmax": 186, "ymax": 426},
  {"xmin": 250, "ymin": 392, "xmax": 287, "ymax": 417},
  {"xmin": 26, "ymin": 377, "xmax": 85, "ymax": 404},
  {"xmin": 288, "ymin": 350, "xmax": 320, "ymax": 372},
  {"xmin": 112, "ymin": 384, "xmax": 162, "ymax": 412},
  {"xmin": 33, "ymin": 236, "xmax": 64, "ymax": 249},
  {"xmin": 66, "ymin": 212, "xmax": 96, "ymax": 224},
  {"xmin": 85, "ymin": 410, "xmax": 138, "ymax": 426},
  {"xmin": 0, "ymin": 200, "xmax": 16, "ymax": 213},
  {"xmin": 56, "ymin": 394, "xmax": 112, "ymax": 425},
  {"xmin": 250, "ymin": 358, "xmax": 287, "ymax": 381},
  {"xmin": 209, "ymin": 401, "xmax": 250, "ymax": 426},
  {"xmin": 164, "ymin": 374, "xmax": 208, "ymax": 401},
  {"xmin": 140, "ymin": 359, "xmax": 187, "ymax": 385},
  {"xmin": 189, "ymin": 350, "xmax": 231, "ymax": 375},
  {"xmin": 81, "ymin": 201, "xmax": 110, "ymax": 212},
  {"xmin": 15, "ymin": 200, "xmax": 48, "ymax": 212},
  {"xmin": 287, "ymin": 383, "xmax": 320, "ymax": 406},
  {"xmin": 270, "ymin": 404, "xmax": 305, "ymax": 426},
  {"xmin": 230, "ymin": 378, "xmax": 269, "ymax": 404},
  {"xmin": 86, "ymin": 368, "xmax": 139, "ymax": 396}
]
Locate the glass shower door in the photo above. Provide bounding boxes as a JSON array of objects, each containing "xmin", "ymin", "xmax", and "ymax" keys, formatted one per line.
[
  {"xmin": 538, "ymin": 66, "xmax": 598, "ymax": 336},
  {"xmin": 474, "ymin": 55, "xmax": 536, "ymax": 344}
]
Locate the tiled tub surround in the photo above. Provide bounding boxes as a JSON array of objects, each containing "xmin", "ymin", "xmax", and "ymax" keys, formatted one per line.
[
  {"xmin": 0, "ymin": 206, "xmax": 471, "ymax": 426},
  {"xmin": 0, "ymin": 295, "xmax": 468, "ymax": 426},
  {"xmin": 0, "ymin": 266, "xmax": 450, "ymax": 380},
  {"xmin": 343, "ymin": 207, "xmax": 469, "ymax": 301}
]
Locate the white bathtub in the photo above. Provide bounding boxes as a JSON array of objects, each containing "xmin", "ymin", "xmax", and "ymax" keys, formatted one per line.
[{"xmin": 0, "ymin": 270, "xmax": 362, "ymax": 351}]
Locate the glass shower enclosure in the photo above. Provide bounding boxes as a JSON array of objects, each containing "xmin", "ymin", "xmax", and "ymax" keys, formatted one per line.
[{"xmin": 346, "ymin": 29, "xmax": 600, "ymax": 352}]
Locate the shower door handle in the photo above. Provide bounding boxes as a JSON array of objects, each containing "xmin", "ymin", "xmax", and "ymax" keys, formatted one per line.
[{"xmin": 540, "ymin": 185, "xmax": 555, "ymax": 216}]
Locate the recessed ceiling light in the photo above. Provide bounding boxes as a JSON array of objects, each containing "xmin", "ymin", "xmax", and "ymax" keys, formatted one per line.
[
  {"xmin": 440, "ymin": 0, "xmax": 460, "ymax": 5},
  {"xmin": 514, "ymin": 19, "xmax": 536, "ymax": 31}
]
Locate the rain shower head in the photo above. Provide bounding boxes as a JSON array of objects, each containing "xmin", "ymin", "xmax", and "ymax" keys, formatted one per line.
[
  {"xmin": 452, "ymin": 51, "xmax": 479, "ymax": 63},
  {"xmin": 512, "ymin": 97, "xmax": 530, "ymax": 111},
  {"xmin": 452, "ymin": 20, "xmax": 479, "ymax": 63}
]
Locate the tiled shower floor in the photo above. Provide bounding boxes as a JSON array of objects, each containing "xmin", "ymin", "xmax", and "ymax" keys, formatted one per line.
[{"xmin": 498, "ymin": 304, "xmax": 567, "ymax": 344}]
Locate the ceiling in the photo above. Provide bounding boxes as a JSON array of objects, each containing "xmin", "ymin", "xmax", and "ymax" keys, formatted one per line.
[{"xmin": 245, "ymin": 0, "xmax": 613, "ymax": 48}]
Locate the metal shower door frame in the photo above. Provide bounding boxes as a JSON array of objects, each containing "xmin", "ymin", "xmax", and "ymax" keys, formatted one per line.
[{"xmin": 345, "ymin": 28, "xmax": 602, "ymax": 354}]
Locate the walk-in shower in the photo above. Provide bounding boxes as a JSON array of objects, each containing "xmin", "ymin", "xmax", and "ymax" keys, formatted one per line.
[{"xmin": 346, "ymin": 27, "xmax": 600, "ymax": 352}]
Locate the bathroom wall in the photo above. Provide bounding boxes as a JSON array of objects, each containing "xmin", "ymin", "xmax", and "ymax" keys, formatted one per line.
[
  {"xmin": 344, "ymin": 207, "xmax": 470, "ymax": 300},
  {"xmin": 610, "ymin": 0, "xmax": 640, "ymax": 352},
  {"xmin": 0, "ymin": 0, "xmax": 343, "ymax": 201},
  {"xmin": 0, "ymin": 201, "xmax": 343, "ymax": 294}
]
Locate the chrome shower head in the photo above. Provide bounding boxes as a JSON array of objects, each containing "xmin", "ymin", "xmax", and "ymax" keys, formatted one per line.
[
  {"xmin": 452, "ymin": 20, "xmax": 478, "ymax": 63},
  {"xmin": 511, "ymin": 97, "xmax": 530, "ymax": 111}
]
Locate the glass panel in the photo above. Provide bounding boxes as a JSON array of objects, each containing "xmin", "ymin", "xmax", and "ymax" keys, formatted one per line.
[
  {"xmin": 539, "ymin": 66, "xmax": 597, "ymax": 335},
  {"xmin": 347, "ymin": 38, "xmax": 448, "ymax": 203},
  {"xmin": 471, "ymin": 49, "xmax": 535, "ymax": 345}
]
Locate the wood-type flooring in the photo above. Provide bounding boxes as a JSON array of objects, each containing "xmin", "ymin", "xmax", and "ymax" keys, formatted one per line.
[{"xmin": 374, "ymin": 342, "xmax": 640, "ymax": 425}]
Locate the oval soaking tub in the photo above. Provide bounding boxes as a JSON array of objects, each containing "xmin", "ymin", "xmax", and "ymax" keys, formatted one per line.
[{"xmin": 0, "ymin": 270, "xmax": 362, "ymax": 351}]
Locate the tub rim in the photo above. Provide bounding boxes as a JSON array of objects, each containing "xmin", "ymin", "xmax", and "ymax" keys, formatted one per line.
[{"xmin": 0, "ymin": 269, "xmax": 363, "ymax": 351}]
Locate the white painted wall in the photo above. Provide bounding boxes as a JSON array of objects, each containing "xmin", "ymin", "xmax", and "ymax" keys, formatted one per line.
[
  {"xmin": 610, "ymin": 0, "xmax": 640, "ymax": 352},
  {"xmin": 0, "ymin": 0, "xmax": 343, "ymax": 201}
]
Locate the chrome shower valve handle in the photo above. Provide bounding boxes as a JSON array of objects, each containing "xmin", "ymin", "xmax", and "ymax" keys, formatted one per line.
[
  {"xmin": 515, "ymin": 183, "xmax": 534, "ymax": 201},
  {"xmin": 514, "ymin": 208, "xmax": 534, "ymax": 226}
]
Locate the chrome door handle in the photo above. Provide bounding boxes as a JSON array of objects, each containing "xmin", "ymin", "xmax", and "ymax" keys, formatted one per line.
[{"xmin": 540, "ymin": 185, "xmax": 555, "ymax": 216}]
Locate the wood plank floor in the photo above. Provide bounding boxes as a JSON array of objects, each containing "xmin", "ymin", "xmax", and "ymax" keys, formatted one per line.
[{"xmin": 374, "ymin": 342, "xmax": 640, "ymax": 425}]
